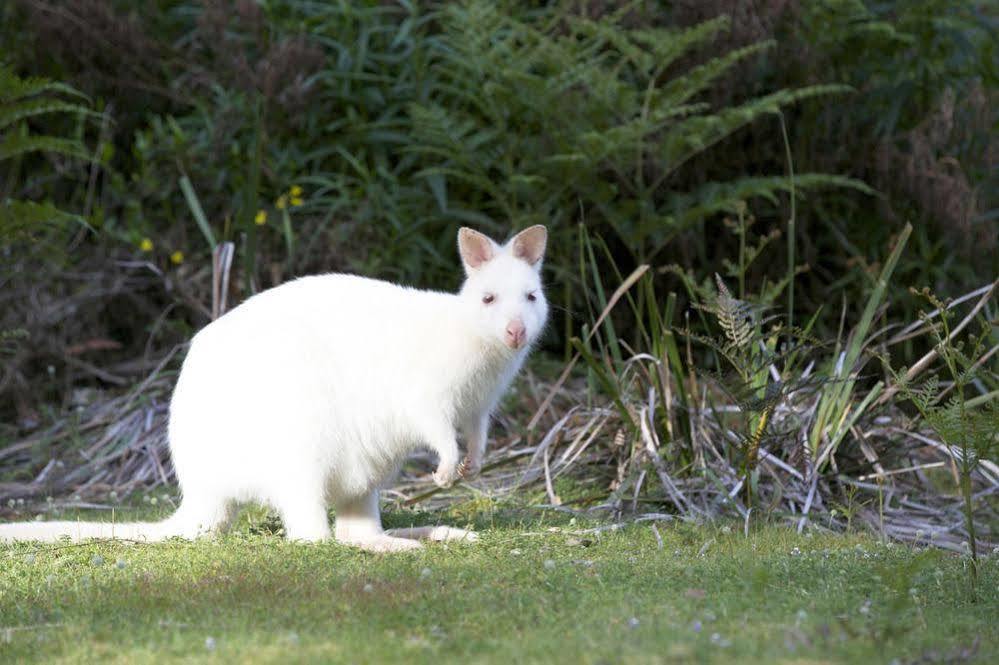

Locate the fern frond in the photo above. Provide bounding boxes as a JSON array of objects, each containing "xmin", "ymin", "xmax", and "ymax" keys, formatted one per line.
[
  {"xmin": 0, "ymin": 199, "xmax": 82, "ymax": 238},
  {"xmin": 0, "ymin": 65, "xmax": 90, "ymax": 104},
  {"xmin": 669, "ymin": 174, "xmax": 874, "ymax": 228},
  {"xmin": 659, "ymin": 40, "xmax": 775, "ymax": 107},
  {"xmin": 0, "ymin": 134, "xmax": 91, "ymax": 161},
  {"xmin": 0, "ymin": 98, "xmax": 96, "ymax": 132}
]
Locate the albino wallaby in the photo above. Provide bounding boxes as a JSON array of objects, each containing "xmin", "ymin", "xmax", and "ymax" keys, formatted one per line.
[{"xmin": 0, "ymin": 225, "xmax": 549, "ymax": 552}]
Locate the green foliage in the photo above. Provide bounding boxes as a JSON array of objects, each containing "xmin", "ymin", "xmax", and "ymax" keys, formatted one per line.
[
  {"xmin": 0, "ymin": 64, "xmax": 90, "ymax": 239},
  {"xmin": 684, "ymin": 272, "xmax": 827, "ymax": 505},
  {"xmin": 783, "ymin": 0, "xmax": 997, "ymax": 310},
  {"xmin": 808, "ymin": 224, "xmax": 912, "ymax": 463},
  {"xmin": 7, "ymin": 2, "xmax": 869, "ymax": 294},
  {"xmin": 406, "ymin": 2, "xmax": 866, "ymax": 267},
  {"xmin": 884, "ymin": 285, "xmax": 999, "ymax": 586}
]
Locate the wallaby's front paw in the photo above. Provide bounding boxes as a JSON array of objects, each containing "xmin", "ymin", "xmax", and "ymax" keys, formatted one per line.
[
  {"xmin": 457, "ymin": 455, "xmax": 481, "ymax": 480},
  {"xmin": 433, "ymin": 463, "xmax": 459, "ymax": 488}
]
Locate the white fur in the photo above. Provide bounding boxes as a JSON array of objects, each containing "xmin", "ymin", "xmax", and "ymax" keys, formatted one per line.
[{"xmin": 0, "ymin": 226, "xmax": 549, "ymax": 551}]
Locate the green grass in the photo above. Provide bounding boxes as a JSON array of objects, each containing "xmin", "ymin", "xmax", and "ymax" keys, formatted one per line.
[{"xmin": 1, "ymin": 505, "xmax": 995, "ymax": 664}]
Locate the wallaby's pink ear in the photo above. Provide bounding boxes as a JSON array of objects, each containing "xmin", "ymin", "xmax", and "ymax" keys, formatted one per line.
[
  {"xmin": 510, "ymin": 225, "xmax": 547, "ymax": 267},
  {"xmin": 458, "ymin": 227, "xmax": 497, "ymax": 273}
]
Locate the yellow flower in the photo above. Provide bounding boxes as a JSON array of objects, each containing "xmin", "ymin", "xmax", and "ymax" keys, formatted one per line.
[
  {"xmin": 276, "ymin": 195, "xmax": 288, "ymax": 210},
  {"xmin": 290, "ymin": 196, "xmax": 304, "ymax": 207},
  {"xmin": 170, "ymin": 251, "xmax": 184, "ymax": 265},
  {"xmin": 139, "ymin": 238, "xmax": 154, "ymax": 252},
  {"xmin": 255, "ymin": 209, "xmax": 267, "ymax": 225},
  {"xmin": 290, "ymin": 185, "xmax": 303, "ymax": 197}
]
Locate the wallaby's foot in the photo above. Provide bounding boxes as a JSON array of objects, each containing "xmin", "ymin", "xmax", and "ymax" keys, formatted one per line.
[
  {"xmin": 340, "ymin": 534, "xmax": 424, "ymax": 553},
  {"xmin": 386, "ymin": 526, "xmax": 479, "ymax": 543},
  {"xmin": 285, "ymin": 529, "xmax": 331, "ymax": 543},
  {"xmin": 433, "ymin": 463, "xmax": 460, "ymax": 488},
  {"xmin": 457, "ymin": 455, "xmax": 481, "ymax": 480}
]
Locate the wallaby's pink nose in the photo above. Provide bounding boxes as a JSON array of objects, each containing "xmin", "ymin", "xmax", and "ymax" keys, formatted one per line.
[{"xmin": 505, "ymin": 319, "xmax": 527, "ymax": 349}]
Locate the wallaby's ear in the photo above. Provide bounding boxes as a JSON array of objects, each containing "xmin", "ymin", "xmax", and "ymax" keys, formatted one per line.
[
  {"xmin": 458, "ymin": 227, "xmax": 498, "ymax": 273},
  {"xmin": 510, "ymin": 225, "xmax": 547, "ymax": 267}
]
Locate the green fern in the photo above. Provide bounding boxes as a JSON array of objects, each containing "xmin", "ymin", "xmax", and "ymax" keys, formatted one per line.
[
  {"xmin": 407, "ymin": 2, "xmax": 870, "ymax": 264},
  {"xmin": 885, "ymin": 286, "xmax": 998, "ymax": 587},
  {"xmin": 0, "ymin": 64, "xmax": 91, "ymax": 239}
]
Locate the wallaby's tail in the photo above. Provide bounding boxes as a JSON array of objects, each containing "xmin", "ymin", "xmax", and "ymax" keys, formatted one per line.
[{"xmin": 0, "ymin": 500, "xmax": 227, "ymax": 543}]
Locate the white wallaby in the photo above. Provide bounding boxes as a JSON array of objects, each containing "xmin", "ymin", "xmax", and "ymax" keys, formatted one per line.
[{"xmin": 0, "ymin": 225, "xmax": 549, "ymax": 552}]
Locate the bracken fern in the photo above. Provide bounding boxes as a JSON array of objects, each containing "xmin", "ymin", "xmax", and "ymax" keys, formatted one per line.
[{"xmin": 884, "ymin": 285, "xmax": 998, "ymax": 588}]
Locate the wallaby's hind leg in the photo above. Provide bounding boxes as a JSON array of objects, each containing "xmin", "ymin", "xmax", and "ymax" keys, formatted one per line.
[
  {"xmin": 385, "ymin": 525, "xmax": 478, "ymax": 543},
  {"xmin": 168, "ymin": 493, "xmax": 237, "ymax": 539},
  {"xmin": 277, "ymin": 488, "xmax": 331, "ymax": 542},
  {"xmin": 334, "ymin": 491, "xmax": 421, "ymax": 552}
]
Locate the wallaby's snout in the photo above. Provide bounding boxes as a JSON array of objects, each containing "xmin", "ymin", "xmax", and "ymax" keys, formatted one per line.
[{"xmin": 505, "ymin": 318, "xmax": 527, "ymax": 349}]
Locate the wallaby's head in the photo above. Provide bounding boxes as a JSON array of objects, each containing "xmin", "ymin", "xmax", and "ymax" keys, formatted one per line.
[{"xmin": 458, "ymin": 225, "xmax": 549, "ymax": 352}]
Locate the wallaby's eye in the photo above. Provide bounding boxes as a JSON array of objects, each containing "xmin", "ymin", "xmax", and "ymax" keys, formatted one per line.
[
  {"xmin": 482, "ymin": 294, "xmax": 495, "ymax": 305},
  {"xmin": 526, "ymin": 292, "xmax": 537, "ymax": 302}
]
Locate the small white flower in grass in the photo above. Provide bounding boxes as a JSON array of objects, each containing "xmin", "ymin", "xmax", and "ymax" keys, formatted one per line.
[
  {"xmin": 915, "ymin": 530, "xmax": 924, "ymax": 540},
  {"xmin": 150, "ymin": 497, "xmax": 158, "ymax": 506},
  {"xmin": 627, "ymin": 617, "xmax": 640, "ymax": 629},
  {"xmin": 24, "ymin": 553, "xmax": 36, "ymax": 565},
  {"xmin": 420, "ymin": 567, "xmax": 432, "ymax": 579},
  {"xmin": 44, "ymin": 575, "xmax": 55, "ymax": 585},
  {"xmin": 710, "ymin": 633, "xmax": 731, "ymax": 647},
  {"xmin": 509, "ymin": 549, "xmax": 522, "ymax": 556},
  {"xmin": 859, "ymin": 600, "xmax": 871, "ymax": 615},
  {"xmin": 116, "ymin": 559, "xmax": 127, "ymax": 570},
  {"xmin": 720, "ymin": 526, "xmax": 731, "ymax": 535},
  {"xmin": 6, "ymin": 499, "xmax": 13, "ymax": 508},
  {"xmin": 544, "ymin": 559, "xmax": 556, "ymax": 570},
  {"xmin": 363, "ymin": 583, "xmax": 374, "ymax": 593},
  {"xmin": 17, "ymin": 498, "xmax": 24, "ymax": 506},
  {"xmin": 92, "ymin": 555, "xmax": 104, "ymax": 566},
  {"xmin": 790, "ymin": 547, "xmax": 801, "ymax": 557},
  {"xmin": 205, "ymin": 637, "xmax": 216, "ymax": 651}
]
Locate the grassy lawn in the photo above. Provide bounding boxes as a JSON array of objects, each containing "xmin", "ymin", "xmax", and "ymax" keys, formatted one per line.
[{"xmin": 1, "ymin": 504, "xmax": 995, "ymax": 664}]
